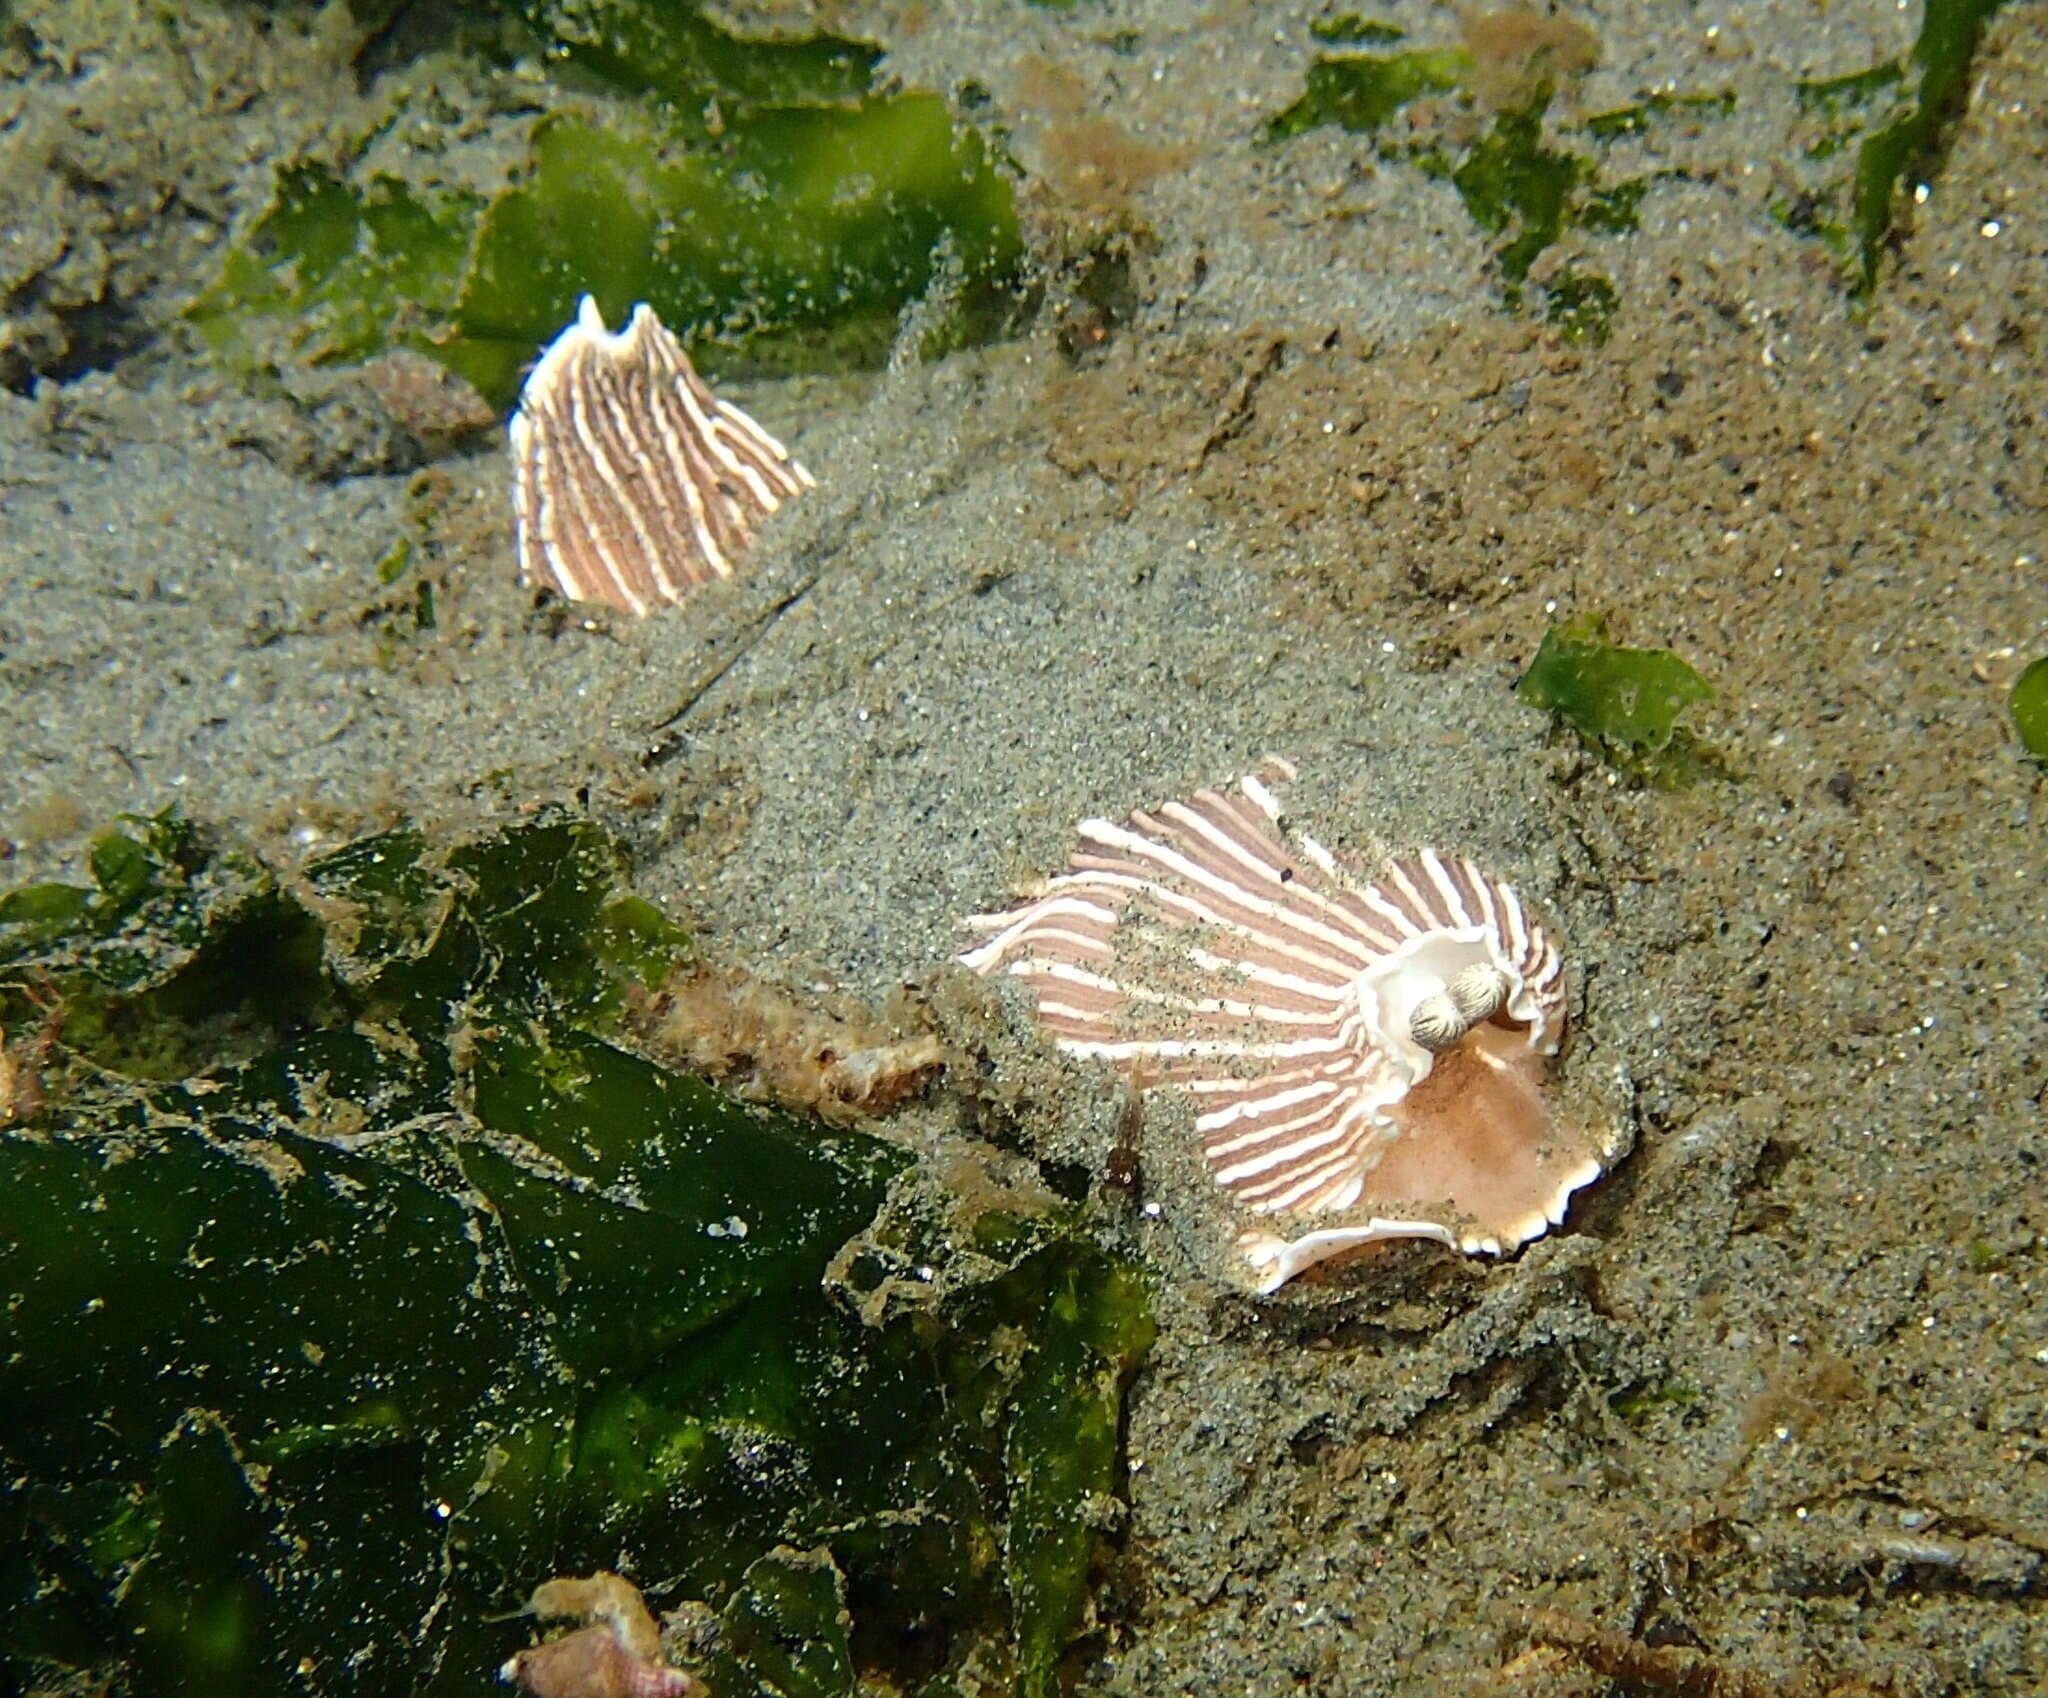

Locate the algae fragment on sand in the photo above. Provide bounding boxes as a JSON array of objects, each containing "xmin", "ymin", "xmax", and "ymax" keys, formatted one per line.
[
  {"xmin": 1795, "ymin": 60, "xmax": 1907, "ymax": 130},
  {"xmin": 1448, "ymin": 105, "xmax": 1585, "ymax": 302},
  {"xmin": 1779, "ymin": 0, "xmax": 2011, "ymax": 291},
  {"xmin": 1311, "ymin": 15, "xmax": 1408, "ymax": 46},
  {"xmin": 1581, "ymin": 89, "xmax": 1735, "ymax": 141},
  {"xmin": 1607, "ymin": 1377, "xmax": 1701, "ymax": 1425},
  {"xmin": 2011, "ymin": 654, "xmax": 2048, "ymax": 769},
  {"xmin": 1258, "ymin": 24, "xmax": 1656, "ymax": 339},
  {"xmin": 1541, "ymin": 268, "xmax": 1619, "ymax": 342},
  {"xmin": 1517, "ymin": 613, "xmax": 1722, "ymax": 786},
  {"xmin": 1261, "ymin": 44, "xmax": 1466, "ymax": 142},
  {"xmin": 1845, "ymin": 0, "xmax": 2010, "ymax": 293}
]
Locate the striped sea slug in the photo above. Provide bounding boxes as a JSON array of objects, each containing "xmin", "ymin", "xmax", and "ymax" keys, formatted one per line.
[
  {"xmin": 960, "ymin": 758, "xmax": 1612, "ymax": 1293},
  {"xmin": 509, "ymin": 296, "xmax": 813, "ymax": 617}
]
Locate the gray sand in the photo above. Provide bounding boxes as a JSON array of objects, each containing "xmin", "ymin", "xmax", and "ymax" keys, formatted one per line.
[{"xmin": 1, "ymin": 0, "xmax": 2043, "ymax": 1692}]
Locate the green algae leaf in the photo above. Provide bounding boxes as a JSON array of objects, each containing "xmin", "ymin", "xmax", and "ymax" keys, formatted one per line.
[
  {"xmin": 1312, "ymin": 14, "xmax": 1407, "ymax": 46},
  {"xmin": 1004, "ymin": 1256, "xmax": 1154, "ymax": 1698},
  {"xmin": 445, "ymin": 101, "xmax": 1021, "ymax": 404},
  {"xmin": 0, "ymin": 814, "xmax": 894, "ymax": 1697},
  {"xmin": 1, "ymin": 1054, "xmax": 542, "ymax": 1693},
  {"xmin": 299, "ymin": 815, "xmax": 690, "ymax": 1029},
  {"xmin": 1582, "ymin": 88, "xmax": 1736, "ymax": 140},
  {"xmin": 1450, "ymin": 105, "xmax": 1586, "ymax": 299},
  {"xmin": 1847, "ymin": 0, "xmax": 2010, "ymax": 293},
  {"xmin": 1262, "ymin": 45, "xmax": 1466, "ymax": 141},
  {"xmin": 192, "ymin": 5, "xmax": 1022, "ymax": 404},
  {"xmin": 296, "ymin": 825, "xmax": 445, "ymax": 983},
  {"xmin": 1518, "ymin": 614, "xmax": 1712, "ymax": 750},
  {"xmin": 1, "ymin": 1029, "xmax": 902, "ymax": 1695},
  {"xmin": 463, "ymin": 1023, "xmax": 899, "ymax": 1384},
  {"xmin": 517, "ymin": 0, "xmax": 877, "ymax": 130},
  {"xmin": 1794, "ymin": 60, "xmax": 1907, "ymax": 117},
  {"xmin": 1608, "ymin": 1377, "xmax": 1700, "ymax": 1424},
  {"xmin": 431, "ymin": 815, "xmax": 690, "ymax": 1019},
  {"xmin": 1517, "ymin": 614, "xmax": 1723, "ymax": 786},
  {"xmin": 0, "ymin": 809, "xmax": 197, "ymax": 956},
  {"xmin": 1578, "ymin": 178, "xmax": 1647, "ymax": 236},
  {"xmin": 716, "ymin": 1547, "xmax": 855, "ymax": 1698},
  {"xmin": 2012, "ymin": 655, "xmax": 2048, "ymax": 769},
  {"xmin": 1782, "ymin": 2, "xmax": 2010, "ymax": 292},
  {"xmin": 0, "ymin": 811, "xmax": 1153, "ymax": 1698},
  {"xmin": 0, "ymin": 812, "xmax": 331, "ymax": 1084},
  {"xmin": 0, "ymin": 810, "xmax": 282, "ymax": 1010},
  {"xmin": 187, "ymin": 165, "xmax": 479, "ymax": 372}
]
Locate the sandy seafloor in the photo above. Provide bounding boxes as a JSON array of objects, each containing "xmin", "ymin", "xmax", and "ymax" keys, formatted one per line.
[{"xmin": 2, "ymin": 0, "xmax": 2045, "ymax": 1693}]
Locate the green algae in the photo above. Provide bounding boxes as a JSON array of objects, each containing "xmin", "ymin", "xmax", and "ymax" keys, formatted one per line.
[
  {"xmin": 1577, "ymin": 178, "xmax": 1649, "ymax": 237},
  {"xmin": 192, "ymin": 3, "xmax": 1022, "ymax": 406},
  {"xmin": 1262, "ymin": 45, "xmax": 1466, "ymax": 142},
  {"xmin": 1779, "ymin": 1, "xmax": 2010, "ymax": 292},
  {"xmin": 0, "ymin": 813, "xmax": 316, "ymax": 1085},
  {"xmin": 516, "ymin": 0, "xmax": 876, "ymax": 128},
  {"xmin": 715, "ymin": 1547, "xmax": 854, "ymax": 1698},
  {"xmin": 1311, "ymin": 15, "xmax": 1407, "ymax": 46},
  {"xmin": 0, "ymin": 810, "xmax": 212, "ymax": 972},
  {"xmin": 1845, "ymin": 0, "xmax": 2010, "ymax": 293},
  {"xmin": 1436, "ymin": 108, "xmax": 1636, "ymax": 339},
  {"xmin": 1259, "ymin": 28, "xmax": 1655, "ymax": 339},
  {"xmin": 1794, "ymin": 61, "xmax": 1907, "ymax": 119},
  {"xmin": 1542, "ymin": 268, "xmax": 1620, "ymax": 343},
  {"xmin": 187, "ymin": 165, "xmax": 480, "ymax": 375},
  {"xmin": 0, "ymin": 813, "xmax": 1152, "ymax": 1697},
  {"xmin": 1005, "ymin": 1259, "xmax": 1154, "ymax": 1698},
  {"xmin": 372, "ymin": 537, "xmax": 412, "ymax": 585},
  {"xmin": 1581, "ymin": 89, "xmax": 1736, "ymax": 141},
  {"xmin": 1447, "ymin": 105, "xmax": 1584, "ymax": 302},
  {"xmin": 2012, "ymin": 655, "xmax": 2048, "ymax": 770},
  {"xmin": 1517, "ymin": 613, "xmax": 1724, "ymax": 787},
  {"xmin": 1267, "ymin": 1, "xmax": 2014, "ymax": 317},
  {"xmin": 1608, "ymin": 1377, "xmax": 1700, "ymax": 1424},
  {"xmin": 444, "ymin": 99, "xmax": 1018, "ymax": 404}
]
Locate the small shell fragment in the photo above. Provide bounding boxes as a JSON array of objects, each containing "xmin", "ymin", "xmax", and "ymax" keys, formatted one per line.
[
  {"xmin": 509, "ymin": 296, "xmax": 814, "ymax": 617},
  {"xmin": 960, "ymin": 758, "xmax": 1611, "ymax": 1293}
]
